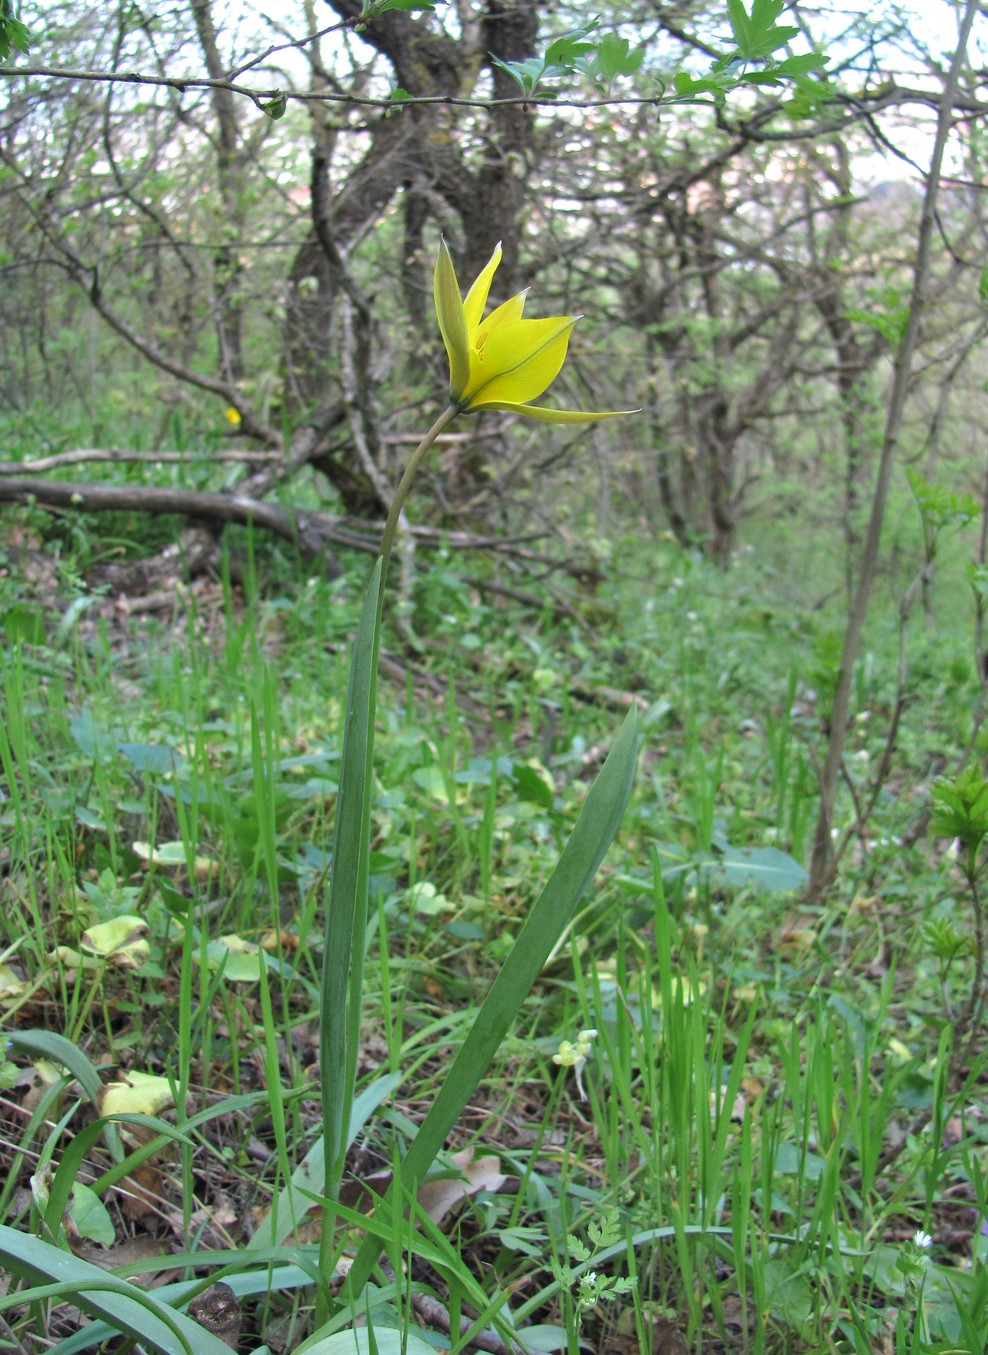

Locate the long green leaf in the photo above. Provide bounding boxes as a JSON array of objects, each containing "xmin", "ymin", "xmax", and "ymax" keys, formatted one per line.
[
  {"xmin": 6, "ymin": 1031, "xmax": 123, "ymax": 1162},
  {"xmin": 6, "ymin": 1031, "xmax": 104, "ymax": 1103},
  {"xmin": 300, "ymin": 1327, "xmax": 438, "ymax": 1355},
  {"xmin": 345, "ymin": 707, "xmax": 638, "ymax": 1294},
  {"xmin": 320, "ymin": 557, "xmax": 383, "ymax": 1200},
  {"xmin": 0, "ymin": 1226, "xmax": 232, "ymax": 1355},
  {"xmin": 49, "ymin": 1254, "xmax": 320, "ymax": 1354}
]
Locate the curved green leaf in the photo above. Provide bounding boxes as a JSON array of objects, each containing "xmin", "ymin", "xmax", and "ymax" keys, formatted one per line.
[
  {"xmin": 345, "ymin": 708, "xmax": 638, "ymax": 1295},
  {"xmin": 0, "ymin": 1226, "xmax": 233, "ymax": 1355}
]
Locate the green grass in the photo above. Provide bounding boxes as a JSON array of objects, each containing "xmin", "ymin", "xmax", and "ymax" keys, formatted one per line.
[{"xmin": 1, "ymin": 503, "xmax": 986, "ymax": 1354}]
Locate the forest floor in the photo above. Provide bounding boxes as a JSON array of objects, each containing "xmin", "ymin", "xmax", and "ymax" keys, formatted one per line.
[{"xmin": 1, "ymin": 508, "xmax": 986, "ymax": 1355}]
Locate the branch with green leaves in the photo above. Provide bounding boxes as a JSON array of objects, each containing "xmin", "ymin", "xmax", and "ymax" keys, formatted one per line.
[{"xmin": 2, "ymin": 2, "xmax": 834, "ymax": 120}]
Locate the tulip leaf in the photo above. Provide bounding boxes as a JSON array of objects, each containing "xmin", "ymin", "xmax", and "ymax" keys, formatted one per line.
[
  {"xmin": 344, "ymin": 708, "xmax": 638, "ymax": 1296},
  {"xmin": 320, "ymin": 558, "xmax": 384, "ymax": 1200},
  {"xmin": 0, "ymin": 1225, "xmax": 233, "ymax": 1354},
  {"xmin": 297, "ymin": 1330, "xmax": 438, "ymax": 1355},
  {"xmin": 712, "ymin": 845, "xmax": 808, "ymax": 894}
]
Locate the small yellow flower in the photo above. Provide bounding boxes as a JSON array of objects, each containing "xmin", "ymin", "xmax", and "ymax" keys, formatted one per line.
[
  {"xmin": 434, "ymin": 240, "xmax": 634, "ymax": 423},
  {"xmin": 224, "ymin": 405, "xmax": 242, "ymax": 427}
]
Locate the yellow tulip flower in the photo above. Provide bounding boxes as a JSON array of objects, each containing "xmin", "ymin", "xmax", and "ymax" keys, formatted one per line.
[{"xmin": 433, "ymin": 240, "xmax": 634, "ymax": 423}]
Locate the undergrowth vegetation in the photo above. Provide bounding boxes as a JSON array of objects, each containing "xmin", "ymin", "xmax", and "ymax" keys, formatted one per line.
[{"xmin": 2, "ymin": 496, "xmax": 988, "ymax": 1354}]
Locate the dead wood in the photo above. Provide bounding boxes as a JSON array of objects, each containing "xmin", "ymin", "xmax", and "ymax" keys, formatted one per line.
[
  {"xmin": 0, "ymin": 474, "xmax": 582, "ymax": 581},
  {"xmin": 0, "ymin": 475, "xmax": 347, "ymax": 574}
]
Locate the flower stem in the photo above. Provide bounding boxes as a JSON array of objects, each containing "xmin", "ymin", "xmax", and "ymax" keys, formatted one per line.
[
  {"xmin": 378, "ymin": 404, "xmax": 459, "ymax": 580},
  {"xmin": 315, "ymin": 403, "xmax": 458, "ymax": 1322}
]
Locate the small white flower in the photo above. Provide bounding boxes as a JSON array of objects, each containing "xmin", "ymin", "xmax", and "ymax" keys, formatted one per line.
[
  {"xmin": 913, "ymin": 1229, "xmax": 933, "ymax": 1250},
  {"xmin": 553, "ymin": 1029, "xmax": 597, "ymax": 1099},
  {"xmin": 584, "ymin": 1270, "xmax": 597, "ymax": 1285}
]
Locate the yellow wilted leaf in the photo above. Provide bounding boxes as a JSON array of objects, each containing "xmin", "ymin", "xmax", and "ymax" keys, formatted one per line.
[
  {"xmin": 0, "ymin": 963, "xmax": 27, "ymax": 1001},
  {"xmin": 132, "ymin": 841, "xmax": 217, "ymax": 881},
  {"xmin": 76, "ymin": 916, "xmax": 151, "ymax": 969},
  {"xmin": 81, "ymin": 916, "xmax": 148, "ymax": 956},
  {"xmin": 99, "ymin": 1070, "xmax": 176, "ymax": 1118}
]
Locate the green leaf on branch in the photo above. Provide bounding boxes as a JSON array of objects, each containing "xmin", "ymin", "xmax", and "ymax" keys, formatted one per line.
[
  {"xmin": 931, "ymin": 767, "xmax": 988, "ymax": 860},
  {"xmin": 490, "ymin": 53, "xmax": 547, "ymax": 96},
  {"xmin": 259, "ymin": 92, "xmax": 287, "ymax": 120},
  {"xmin": 773, "ymin": 51, "xmax": 830, "ymax": 76},
  {"xmin": 0, "ymin": 3, "xmax": 30, "ymax": 61},
  {"xmin": 726, "ymin": 0, "xmax": 753, "ymax": 51},
  {"xmin": 543, "ymin": 22, "xmax": 600, "ymax": 68},
  {"xmin": 359, "ymin": 0, "xmax": 441, "ymax": 18},
  {"xmin": 491, "ymin": 20, "xmax": 599, "ymax": 97},
  {"xmin": 844, "ymin": 285, "xmax": 910, "ymax": 351},
  {"xmin": 742, "ymin": 51, "xmax": 830, "ymax": 87},
  {"xmin": 727, "ymin": 0, "xmax": 799, "ymax": 59},
  {"xmin": 588, "ymin": 33, "xmax": 646, "ymax": 90},
  {"xmin": 673, "ymin": 69, "xmax": 735, "ymax": 104},
  {"xmin": 969, "ymin": 562, "xmax": 988, "ymax": 599},
  {"xmin": 906, "ymin": 468, "xmax": 976, "ymax": 535}
]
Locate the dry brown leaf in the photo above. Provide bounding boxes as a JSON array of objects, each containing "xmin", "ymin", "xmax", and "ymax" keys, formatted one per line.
[
  {"xmin": 338, "ymin": 1147, "xmax": 507, "ymax": 1231},
  {"xmin": 651, "ymin": 1319, "xmax": 690, "ymax": 1355},
  {"xmin": 416, "ymin": 1147, "xmax": 507, "ymax": 1227}
]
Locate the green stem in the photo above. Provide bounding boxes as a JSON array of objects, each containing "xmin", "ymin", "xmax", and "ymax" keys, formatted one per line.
[
  {"xmin": 315, "ymin": 403, "xmax": 458, "ymax": 1320},
  {"xmin": 378, "ymin": 405, "xmax": 459, "ymax": 576}
]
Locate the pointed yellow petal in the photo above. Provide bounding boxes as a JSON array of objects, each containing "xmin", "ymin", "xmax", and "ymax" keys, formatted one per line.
[
  {"xmin": 476, "ymin": 289, "xmax": 527, "ymax": 337},
  {"xmin": 465, "ymin": 315, "xmax": 577, "ymax": 407},
  {"xmin": 479, "ymin": 402, "xmax": 640, "ymax": 423},
  {"xmin": 462, "ymin": 243, "xmax": 502, "ymax": 331},
  {"xmin": 434, "ymin": 240, "xmax": 470, "ymax": 401}
]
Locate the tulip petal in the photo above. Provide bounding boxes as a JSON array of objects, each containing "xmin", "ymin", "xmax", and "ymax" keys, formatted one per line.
[
  {"xmin": 462, "ymin": 243, "xmax": 503, "ymax": 331},
  {"xmin": 432, "ymin": 237, "xmax": 638, "ymax": 427},
  {"xmin": 476, "ymin": 289, "xmax": 527, "ymax": 337},
  {"xmin": 479, "ymin": 401, "xmax": 639, "ymax": 423},
  {"xmin": 434, "ymin": 241, "xmax": 470, "ymax": 402},
  {"xmin": 466, "ymin": 316, "xmax": 577, "ymax": 407}
]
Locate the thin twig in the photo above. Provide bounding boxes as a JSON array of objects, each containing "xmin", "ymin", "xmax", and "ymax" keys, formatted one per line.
[{"xmin": 0, "ymin": 448, "xmax": 279, "ymax": 474}]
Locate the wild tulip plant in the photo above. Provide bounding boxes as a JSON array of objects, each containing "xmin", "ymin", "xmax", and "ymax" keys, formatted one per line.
[{"xmin": 315, "ymin": 241, "xmax": 638, "ymax": 1325}]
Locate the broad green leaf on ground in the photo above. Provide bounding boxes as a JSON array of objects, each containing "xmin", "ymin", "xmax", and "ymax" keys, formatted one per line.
[
  {"xmin": 713, "ymin": 844, "xmax": 808, "ymax": 892},
  {"xmin": 68, "ymin": 1183, "xmax": 115, "ymax": 1246}
]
